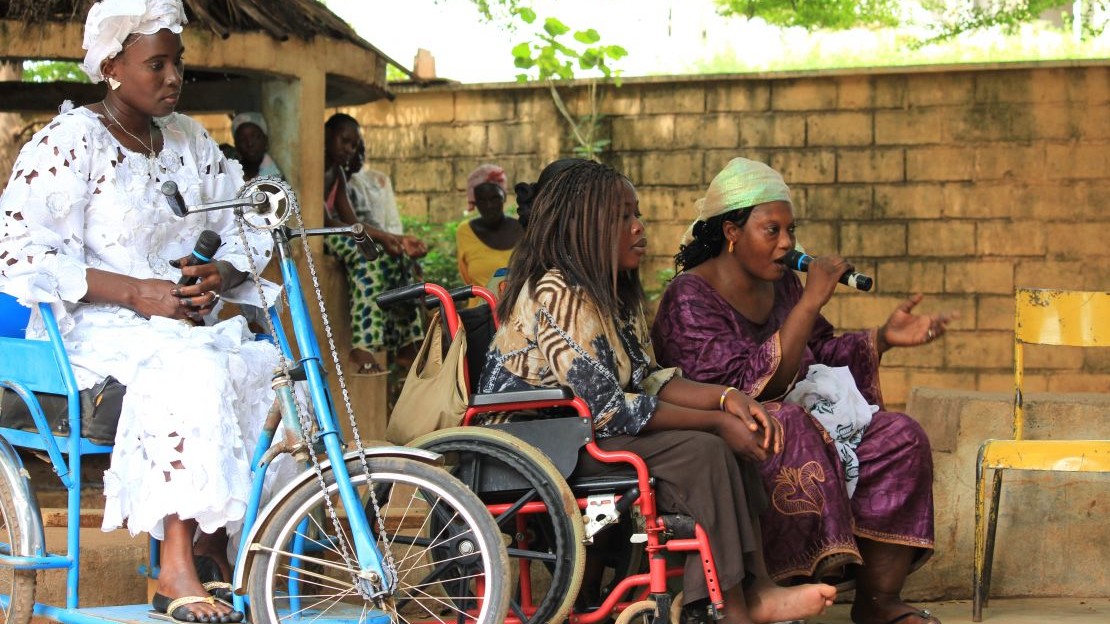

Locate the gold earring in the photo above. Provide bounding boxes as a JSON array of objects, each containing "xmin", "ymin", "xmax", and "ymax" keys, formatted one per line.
[{"xmin": 728, "ymin": 239, "xmax": 735, "ymax": 254}]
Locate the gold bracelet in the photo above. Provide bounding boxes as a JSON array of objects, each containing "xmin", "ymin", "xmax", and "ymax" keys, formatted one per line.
[{"xmin": 719, "ymin": 386, "xmax": 739, "ymax": 411}]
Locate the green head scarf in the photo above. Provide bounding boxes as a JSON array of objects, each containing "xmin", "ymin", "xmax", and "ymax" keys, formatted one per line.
[{"xmin": 681, "ymin": 157, "xmax": 792, "ymax": 245}]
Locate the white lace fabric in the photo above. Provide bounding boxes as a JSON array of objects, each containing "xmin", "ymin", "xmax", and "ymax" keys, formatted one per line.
[{"xmin": 0, "ymin": 105, "xmax": 290, "ymax": 538}]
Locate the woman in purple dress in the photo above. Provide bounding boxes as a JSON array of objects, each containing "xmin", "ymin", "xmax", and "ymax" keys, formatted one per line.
[{"xmin": 651, "ymin": 158, "xmax": 954, "ymax": 624}]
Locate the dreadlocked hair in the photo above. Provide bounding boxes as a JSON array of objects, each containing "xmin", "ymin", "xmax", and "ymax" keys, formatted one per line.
[
  {"xmin": 673, "ymin": 207, "xmax": 754, "ymax": 272},
  {"xmin": 497, "ymin": 160, "xmax": 644, "ymax": 322}
]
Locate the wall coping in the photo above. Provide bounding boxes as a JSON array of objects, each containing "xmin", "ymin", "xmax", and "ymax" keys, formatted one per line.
[{"xmin": 389, "ymin": 58, "xmax": 1110, "ymax": 94}]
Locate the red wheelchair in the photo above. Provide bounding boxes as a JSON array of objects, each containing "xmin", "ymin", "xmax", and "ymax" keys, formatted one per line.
[{"xmin": 377, "ymin": 282, "xmax": 728, "ymax": 624}]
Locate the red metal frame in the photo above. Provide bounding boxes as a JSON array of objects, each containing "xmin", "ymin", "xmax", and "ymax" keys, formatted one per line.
[{"xmin": 425, "ymin": 284, "xmax": 726, "ymax": 622}]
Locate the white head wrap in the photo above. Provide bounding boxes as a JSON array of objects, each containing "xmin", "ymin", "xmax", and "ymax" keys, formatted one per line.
[
  {"xmin": 80, "ymin": 0, "xmax": 187, "ymax": 83},
  {"xmin": 232, "ymin": 112, "xmax": 269, "ymax": 137},
  {"xmin": 681, "ymin": 157, "xmax": 792, "ymax": 245}
]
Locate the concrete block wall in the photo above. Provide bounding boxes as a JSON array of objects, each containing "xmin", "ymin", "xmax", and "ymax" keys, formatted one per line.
[{"xmin": 341, "ymin": 63, "xmax": 1110, "ymax": 408}]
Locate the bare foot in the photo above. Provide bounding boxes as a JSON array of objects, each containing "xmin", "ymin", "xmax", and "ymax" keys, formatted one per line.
[{"xmin": 745, "ymin": 580, "xmax": 837, "ymax": 624}]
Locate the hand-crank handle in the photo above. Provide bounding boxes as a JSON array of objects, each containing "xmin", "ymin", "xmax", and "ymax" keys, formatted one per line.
[
  {"xmin": 161, "ymin": 181, "xmax": 267, "ymax": 217},
  {"xmin": 349, "ymin": 223, "xmax": 381, "ymax": 261}
]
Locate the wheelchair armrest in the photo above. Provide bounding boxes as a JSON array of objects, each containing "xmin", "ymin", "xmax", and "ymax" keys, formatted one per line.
[{"xmin": 469, "ymin": 388, "xmax": 574, "ymax": 407}]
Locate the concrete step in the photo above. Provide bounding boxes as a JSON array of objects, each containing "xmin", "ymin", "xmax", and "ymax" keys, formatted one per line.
[
  {"xmin": 34, "ymin": 526, "xmax": 150, "ymax": 609},
  {"xmin": 814, "ymin": 597, "xmax": 1110, "ymax": 623}
]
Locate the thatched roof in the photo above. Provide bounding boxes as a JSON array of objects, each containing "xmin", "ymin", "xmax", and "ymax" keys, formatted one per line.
[{"xmin": 0, "ymin": 0, "xmax": 380, "ymax": 52}]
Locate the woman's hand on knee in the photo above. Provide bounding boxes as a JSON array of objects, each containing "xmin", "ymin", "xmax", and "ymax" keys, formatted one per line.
[{"xmin": 714, "ymin": 415, "xmax": 770, "ymax": 462}]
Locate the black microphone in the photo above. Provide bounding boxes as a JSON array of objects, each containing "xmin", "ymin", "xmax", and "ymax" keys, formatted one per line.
[
  {"xmin": 161, "ymin": 181, "xmax": 188, "ymax": 217},
  {"xmin": 784, "ymin": 249, "xmax": 873, "ymax": 292},
  {"xmin": 177, "ymin": 230, "xmax": 222, "ymax": 286}
]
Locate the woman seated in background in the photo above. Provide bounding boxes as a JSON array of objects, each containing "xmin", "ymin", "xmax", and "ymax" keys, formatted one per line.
[
  {"xmin": 651, "ymin": 157, "xmax": 954, "ymax": 624},
  {"xmin": 478, "ymin": 160, "xmax": 836, "ymax": 624},
  {"xmin": 455, "ymin": 164, "xmax": 522, "ymax": 292},
  {"xmin": 231, "ymin": 111, "xmax": 282, "ymax": 181},
  {"xmin": 322, "ymin": 113, "xmax": 426, "ymax": 373}
]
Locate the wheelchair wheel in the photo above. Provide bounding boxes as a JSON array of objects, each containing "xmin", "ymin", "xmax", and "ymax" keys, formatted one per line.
[
  {"xmin": 614, "ymin": 599, "xmax": 660, "ymax": 624},
  {"xmin": 0, "ymin": 473, "xmax": 35, "ymax": 624},
  {"xmin": 411, "ymin": 427, "xmax": 586, "ymax": 624},
  {"xmin": 246, "ymin": 456, "xmax": 509, "ymax": 624}
]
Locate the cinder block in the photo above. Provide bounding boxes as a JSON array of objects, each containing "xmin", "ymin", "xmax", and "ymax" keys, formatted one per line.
[
  {"xmin": 427, "ymin": 192, "xmax": 461, "ymax": 224},
  {"xmin": 770, "ymin": 150, "xmax": 836, "ymax": 184},
  {"xmin": 977, "ymin": 220, "xmax": 1047, "ymax": 257},
  {"xmin": 674, "ymin": 114, "xmax": 740, "ymax": 149},
  {"xmin": 394, "ymin": 193, "xmax": 429, "ymax": 221},
  {"xmin": 739, "ymin": 113, "xmax": 806, "ymax": 148},
  {"xmin": 393, "ymin": 159, "xmax": 453, "ymax": 193},
  {"xmin": 488, "ymin": 123, "xmax": 539, "ymax": 155},
  {"xmin": 1044, "ymin": 222, "xmax": 1110, "ymax": 258},
  {"xmin": 874, "ymin": 184, "xmax": 944, "ymax": 220},
  {"xmin": 805, "ymin": 185, "xmax": 872, "ymax": 220},
  {"xmin": 1014, "ymin": 260, "xmax": 1087, "ymax": 291},
  {"xmin": 941, "ymin": 183, "xmax": 1018, "ymax": 219},
  {"xmin": 796, "ymin": 222, "xmax": 836, "ymax": 256},
  {"xmin": 839, "ymin": 222, "xmax": 907, "ymax": 257},
  {"xmin": 454, "ymin": 92, "xmax": 514, "ymax": 122},
  {"xmin": 612, "ymin": 115, "xmax": 676, "ymax": 151},
  {"xmin": 1047, "ymin": 373, "xmax": 1110, "ymax": 392},
  {"xmin": 948, "ymin": 104, "xmax": 1017, "ymax": 142},
  {"xmin": 771, "ymin": 79, "xmax": 838, "ymax": 111},
  {"xmin": 874, "ymin": 108, "xmax": 948, "ymax": 145},
  {"xmin": 362, "ymin": 126, "xmax": 424, "ymax": 159},
  {"xmin": 1024, "ymin": 104, "xmax": 1086, "ymax": 141},
  {"xmin": 642, "ymin": 85, "xmax": 705, "ymax": 114},
  {"xmin": 640, "ymin": 151, "xmax": 704, "ymax": 186},
  {"xmin": 906, "ymin": 73, "xmax": 975, "ymax": 107},
  {"xmin": 836, "ymin": 76, "xmax": 874, "ymax": 110},
  {"xmin": 907, "ymin": 222, "xmax": 976, "ymax": 257},
  {"xmin": 976, "ymin": 294, "xmax": 1016, "ymax": 331},
  {"xmin": 944, "ymin": 330, "xmax": 1012, "ymax": 368},
  {"xmin": 598, "ymin": 87, "xmax": 643, "ymax": 116},
  {"xmin": 635, "ymin": 186, "xmax": 678, "ymax": 222},
  {"xmin": 807, "ymin": 111, "xmax": 873, "ymax": 146},
  {"xmin": 1046, "ymin": 143, "xmax": 1110, "ymax": 180},
  {"xmin": 877, "ymin": 260, "xmax": 946, "ymax": 294},
  {"xmin": 974, "ymin": 144, "xmax": 1046, "ymax": 181},
  {"xmin": 882, "ymin": 339, "xmax": 945, "ymax": 368},
  {"xmin": 424, "ymin": 125, "xmax": 488, "ymax": 157},
  {"xmin": 838, "ymin": 148, "xmax": 904, "ymax": 183},
  {"xmin": 906, "ymin": 147, "xmax": 974, "ymax": 182},
  {"xmin": 705, "ymin": 82, "xmax": 771, "ymax": 112},
  {"xmin": 364, "ymin": 91, "xmax": 455, "ymax": 127},
  {"xmin": 944, "ymin": 259, "xmax": 1014, "ymax": 294},
  {"xmin": 838, "ymin": 294, "xmax": 910, "ymax": 328}
]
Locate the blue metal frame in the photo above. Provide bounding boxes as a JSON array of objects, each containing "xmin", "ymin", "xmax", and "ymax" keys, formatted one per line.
[{"xmin": 0, "ymin": 224, "xmax": 395, "ymax": 622}]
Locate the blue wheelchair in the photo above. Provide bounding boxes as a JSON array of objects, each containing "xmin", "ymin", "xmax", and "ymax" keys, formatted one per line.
[{"xmin": 0, "ymin": 178, "xmax": 510, "ymax": 624}]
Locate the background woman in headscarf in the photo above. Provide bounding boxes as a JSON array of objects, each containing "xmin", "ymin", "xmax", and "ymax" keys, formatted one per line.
[
  {"xmin": 652, "ymin": 157, "xmax": 954, "ymax": 624},
  {"xmin": 0, "ymin": 1, "xmax": 294, "ymax": 621},
  {"xmin": 455, "ymin": 163, "xmax": 522, "ymax": 290},
  {"xmin": 231, "ymin": 111, "xmax": 282, "ymax": 181}
]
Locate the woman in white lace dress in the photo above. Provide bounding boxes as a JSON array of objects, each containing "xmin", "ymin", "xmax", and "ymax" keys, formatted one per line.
[{"xmin": 0, "ymin": 1, "xmax": 281, "ymax": 621}]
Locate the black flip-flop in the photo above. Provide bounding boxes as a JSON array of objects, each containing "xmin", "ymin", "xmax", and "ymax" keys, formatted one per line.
[
  {"xmin": 194, "ymin": 555, "xmax": 234, "ymax": 603},
  {"xmin": 151, "ymin": 592, "xmax": 244, "ymax": 624}
]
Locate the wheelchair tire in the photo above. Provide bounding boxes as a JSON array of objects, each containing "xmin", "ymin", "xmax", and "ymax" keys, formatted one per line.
[
  {"xmin": 614, "ymin": 599, "xmax": 660, "ymax": 624},
  {"xmin": 0, "ymin": 473, "xmax": 35, "ymax": 624},
  {"xmin": 411, "ymin": 427, "xmax": 586, "ymax": 624},
  {"xmin": 245, "ymin": 456, "xmax": 510, "ymax": 624}
]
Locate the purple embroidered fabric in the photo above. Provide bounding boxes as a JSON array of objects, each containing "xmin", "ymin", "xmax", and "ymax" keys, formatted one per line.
[{"xmin": 651, "ymin": 271, "xmax": 935, "ymax": 582}]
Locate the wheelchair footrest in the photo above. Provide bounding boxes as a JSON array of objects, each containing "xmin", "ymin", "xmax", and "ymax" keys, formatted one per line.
[
  {"xmin": 659, "ymin": 514, "xmax": 696, "ymax": 540},
  {"xmin": 0, "ymin": 552, "xmax": 73, "ymax": 570}
]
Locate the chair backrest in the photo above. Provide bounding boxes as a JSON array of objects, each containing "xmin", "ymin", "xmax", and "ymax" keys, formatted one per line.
[
  {"xmin": 1012, "ymin": 288, "xmax": 1110, "ymax": 439},
  {"xmin": 0, "ymin": 292, "xmax": 32, "ymax": 338}
]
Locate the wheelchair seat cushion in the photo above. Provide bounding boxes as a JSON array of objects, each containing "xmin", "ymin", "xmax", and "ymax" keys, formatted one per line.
[{"xmin": 0, "ymin": 376, "xmax": 125, "ymax": 445}]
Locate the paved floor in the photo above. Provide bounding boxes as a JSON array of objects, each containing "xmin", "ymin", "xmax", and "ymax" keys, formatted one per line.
[{"xmin": 810, "ymin": 597, "xmax": 1110, "ymax": 623}]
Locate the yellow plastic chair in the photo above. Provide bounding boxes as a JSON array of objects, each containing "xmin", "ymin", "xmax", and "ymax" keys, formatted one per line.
[{"xmin": 972, "ymin": 288, "xmax": 1110, "ymax": 621}]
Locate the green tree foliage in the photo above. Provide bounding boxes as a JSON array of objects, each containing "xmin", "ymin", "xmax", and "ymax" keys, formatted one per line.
[
  {"xmin": 714, "ymin": 0, "xmax": 901, "ymax": 30},
  {"xmin": 22, "ymin": 61, "xmax": 89, "ymax": 83},
  {"xmin": 925, "ymin": 1, "xmax": 1109, "ymax": 42}
]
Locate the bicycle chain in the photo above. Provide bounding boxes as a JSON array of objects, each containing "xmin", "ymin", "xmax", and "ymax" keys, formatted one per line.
[{"xmin": 232, "ymin": 178, "xmax": 397, "ymax": 597}]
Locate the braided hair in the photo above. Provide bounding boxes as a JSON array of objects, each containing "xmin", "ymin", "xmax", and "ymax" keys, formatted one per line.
[
  {"xmin": 497, "ymin": 160, "xmax": 643, "ymax": 321},
  {"xmin": 673, "ymin": 207, "xmax": 754, "ymax": 272},
  {"xmin": 513, "ymin": 158, "xmax": 588, "ymax": 230}
]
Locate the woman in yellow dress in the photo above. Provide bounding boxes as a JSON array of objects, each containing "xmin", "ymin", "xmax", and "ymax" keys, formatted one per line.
[{"xmin": 455, "ymin": 164, "xmax": 523, "ymax": 289}]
